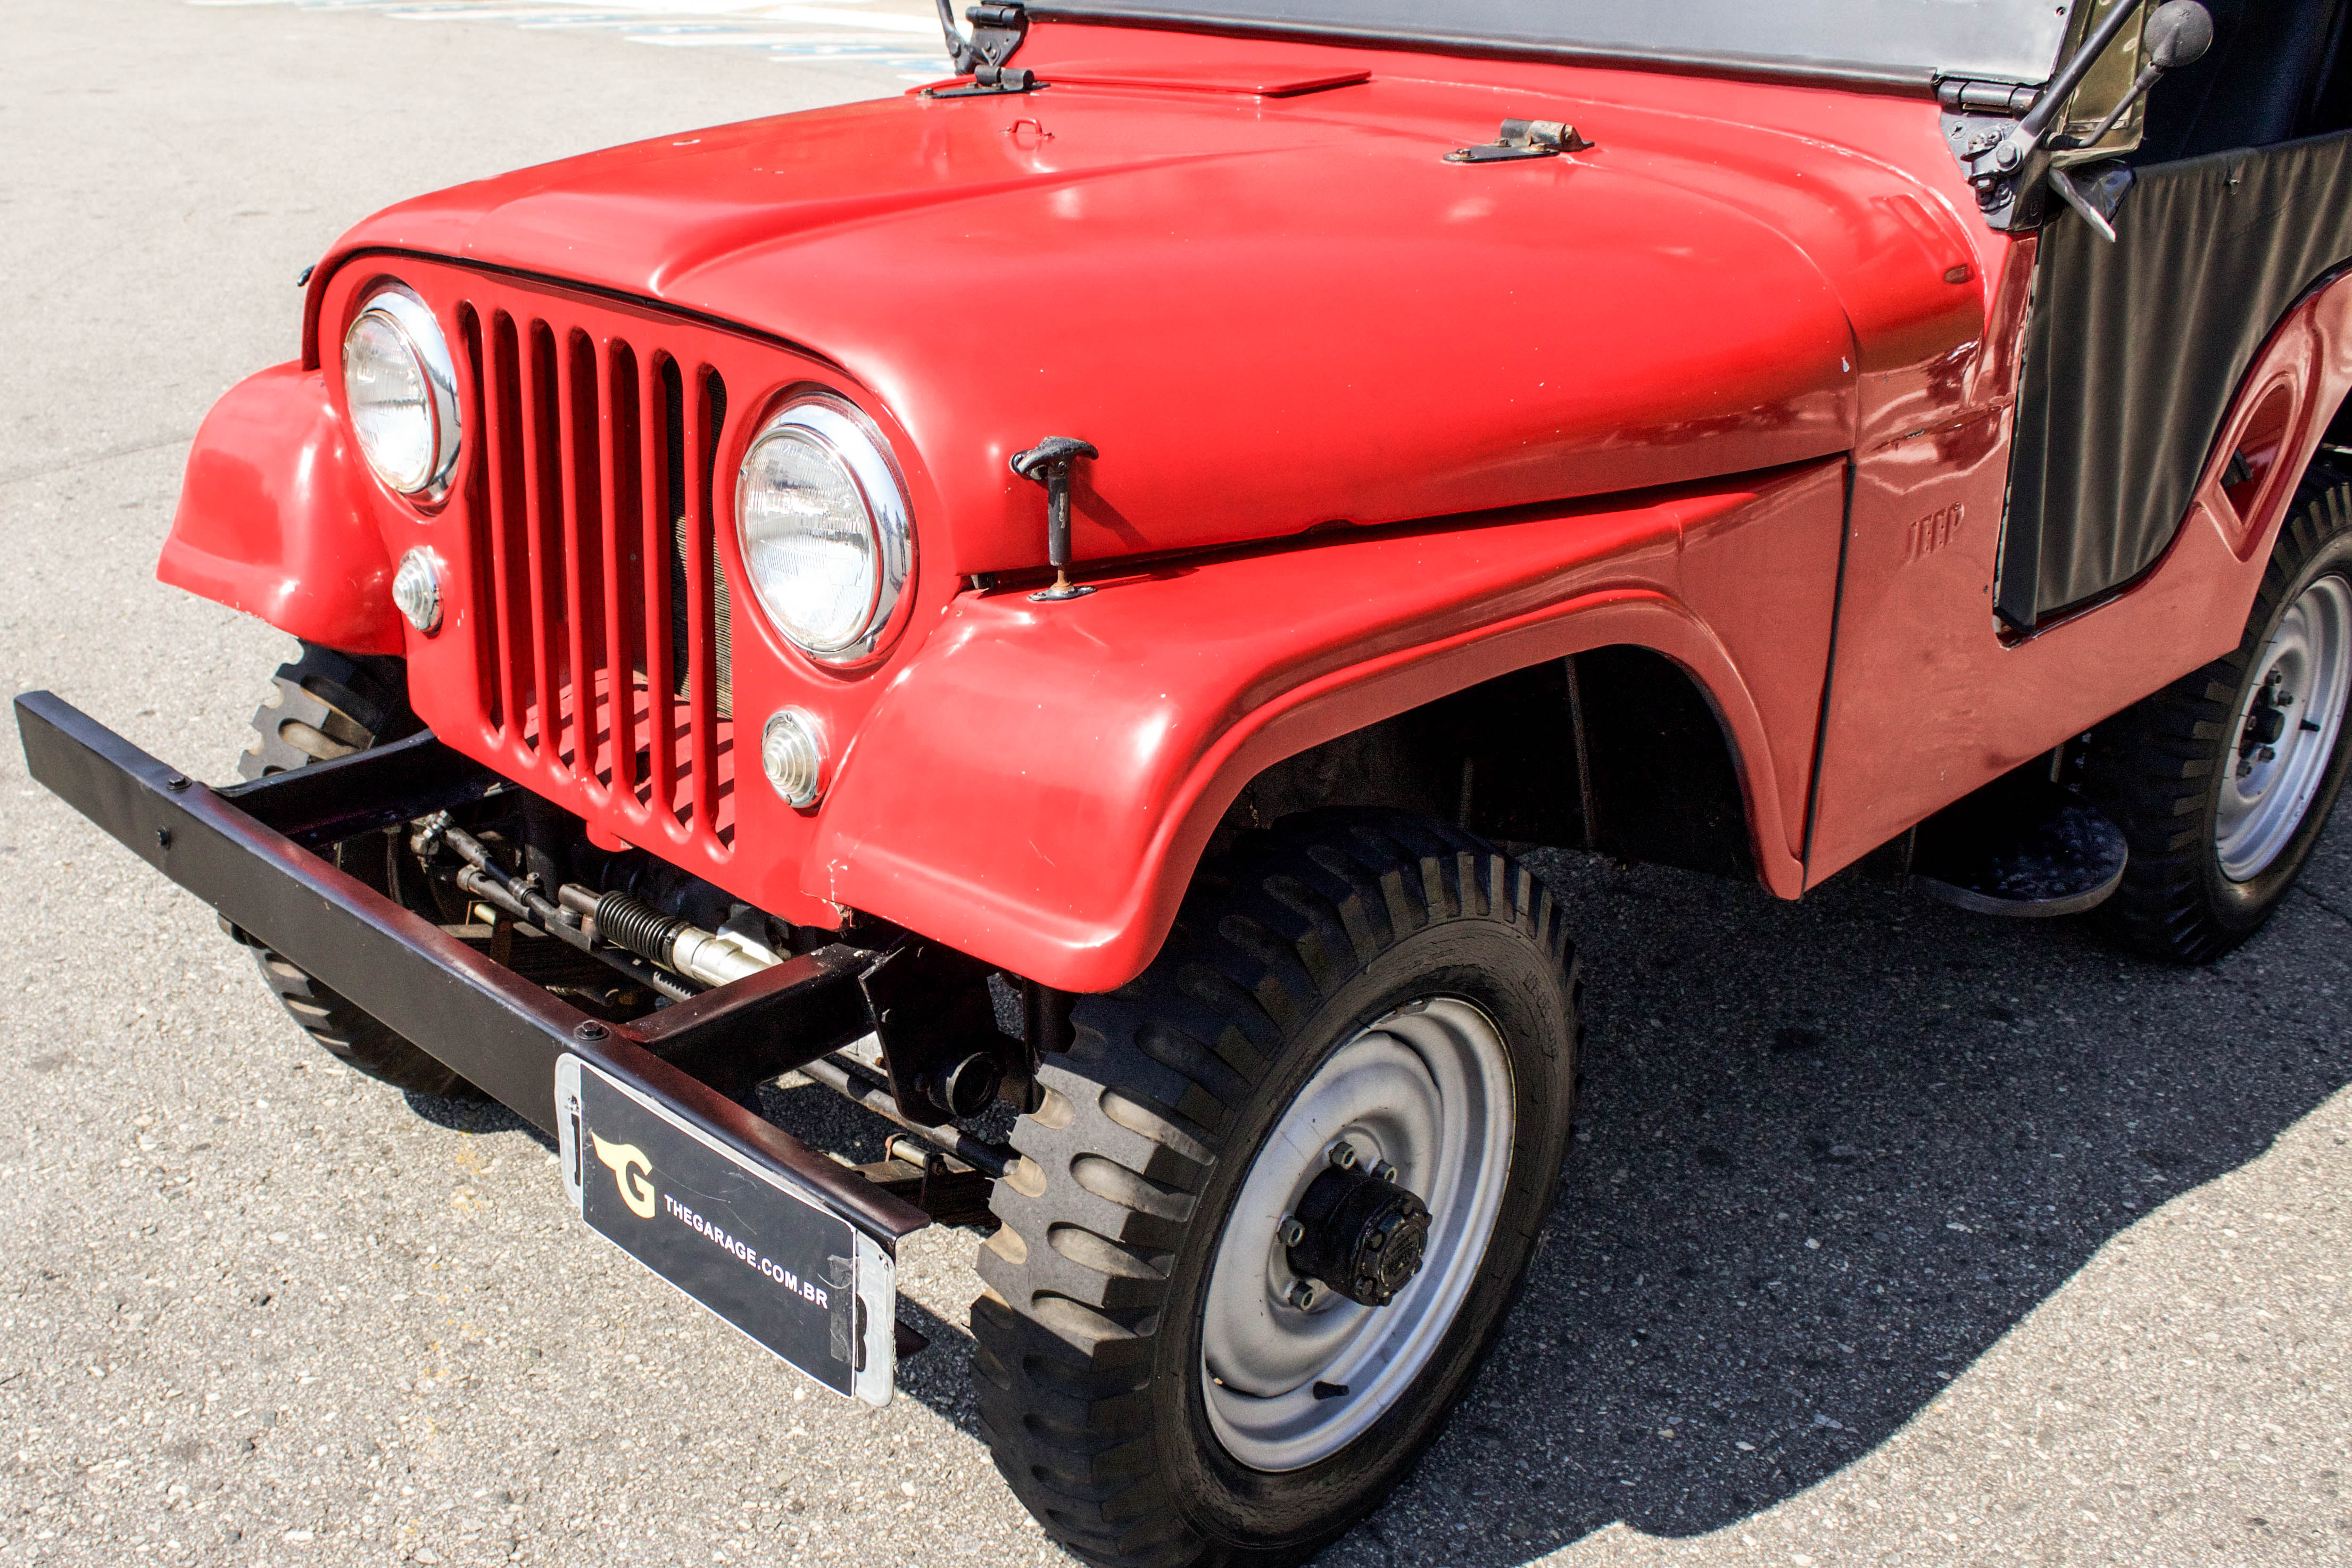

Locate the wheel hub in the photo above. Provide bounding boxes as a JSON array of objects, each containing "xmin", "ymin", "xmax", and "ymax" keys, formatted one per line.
[
  {"xmin": 2217, "ymin": 574, "xmax": 2352, "ymax": 881},
  {"xmin": 1285, "ymin": 1162, "xmax": 1432, "ymax": 1307},
  {"xmin": 2240, "ymin": 676, "xmax": 2291, "ymax": 758},
  {"xmin": 1198, "ymin": 998, "xmax": 1514, "ymax": 1473}
]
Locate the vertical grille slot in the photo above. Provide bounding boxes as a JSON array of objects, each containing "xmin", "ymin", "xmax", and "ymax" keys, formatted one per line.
[
  {"xmin": 663, "ymin": 366, "xmax": 734, "ymax": 722},
  {"xmin": 461, "ymin": 286, "xmax": 735, "ymax": 857},
  {"xmin": 521, "ymin": 320, "xmax": 567, "ymax": 767},
  {"xmin": 482, "ymin": 311, "xmax": 534, "ymax": 751},
  {"xmin": 457, "ymin": 307, "xmax": 502, "ymax": 734},
  {"xmin": 639, "ymin": 353, "xmax": 679, "ymax": 824},
  {"xmin": 599, "ymin": 341, "xmax": 644, "ymax": 803},
  {"xmin": 557, "ymin": 327, "xmax": 607, "ymax": 786},
  {"xmin": 679, "ymin": 364, "xmax": 727, "ymax": 834}
]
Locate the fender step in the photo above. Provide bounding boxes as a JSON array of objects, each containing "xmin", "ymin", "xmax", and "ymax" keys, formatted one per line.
[{"xmin": 1910, "ymin": 773, "xmax": 2129, "ymax": 918}]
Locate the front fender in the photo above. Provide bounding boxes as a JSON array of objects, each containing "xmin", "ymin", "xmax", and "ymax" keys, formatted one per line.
[
  {"xmin": 809, "ymin": 460, "xmax": 1845, "ymax": 993},
  {"xmin": 157, "ymin": 362, "xmax": 403, "ymax": 655}
]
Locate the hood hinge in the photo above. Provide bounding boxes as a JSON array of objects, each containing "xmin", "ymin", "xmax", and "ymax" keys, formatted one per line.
[
  {"xmin": 1937, "ymin": 78, "xmax": 2049, "ymax": 231},
  {"xmin": 926, "ymin": 2, "xmax": 1042, "ymax": 97}
]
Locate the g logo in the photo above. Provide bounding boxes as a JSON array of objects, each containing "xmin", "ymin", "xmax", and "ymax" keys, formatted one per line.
[{"xmin": 591, "ymin": 1133, "xmax": 657, "ymax": 1219}]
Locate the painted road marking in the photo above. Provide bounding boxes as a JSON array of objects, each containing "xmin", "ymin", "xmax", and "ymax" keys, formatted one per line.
[{"xmin": 187, "ymin": 0, "xmax": 956, "ymax": 78}]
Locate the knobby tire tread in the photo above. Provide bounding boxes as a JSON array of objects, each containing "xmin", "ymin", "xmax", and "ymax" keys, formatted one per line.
[
  {"xmin": 2088, "ymin": 480, "xmax": 2352, "ymax": 962},
  {"xmin": 236, "ymin": 643, "xmax": 477, "ymax": 1099},
  {"xmin": 971, "ymin": 811, "xmax": 1578, "ymax": 1568}
]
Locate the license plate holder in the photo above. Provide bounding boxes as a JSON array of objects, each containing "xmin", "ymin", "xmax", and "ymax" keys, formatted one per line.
[{"xmin": 556, "ymin": 1055, "xmax": 896, "ymax": 1404}]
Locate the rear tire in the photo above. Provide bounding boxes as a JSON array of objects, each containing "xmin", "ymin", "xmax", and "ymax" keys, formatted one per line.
[
  {"xmin": 972, "ymin": 811, "xmax": 1579, "ymax": 1567},
  {"xmin": 2087, "ymin": 479, "xmax": 2352, "ymax": 961},
  {"xmin": 235, "ymin": 642, "xmax": 481, "ymax": 1099}
]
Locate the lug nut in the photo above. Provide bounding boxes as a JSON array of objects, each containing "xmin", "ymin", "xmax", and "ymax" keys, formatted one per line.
[
  {"xmin": 1373, "ymin": 1160, "xmax": 1399, "ymax": 1183},
  {"xmin": 1277, "ymin": 1217, "xmax": 1305, "ymax": 1248},
  {"xmin": 1287, "ymin": 1280, "xmax": 1319, "ymax": 1310},
  {"xmin": 1328, "ymin": 1141, "xmax": 1359, "ymax": 1171}
]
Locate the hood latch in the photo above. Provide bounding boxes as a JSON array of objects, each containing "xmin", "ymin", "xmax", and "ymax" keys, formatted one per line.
[
  {"xmin": 1445, "ymin": 119, "xmax": 1593, "ymax": 164},
  {"xmin": 1011, "ymin": 437, "xmax": 1099, "ymax": 602}
]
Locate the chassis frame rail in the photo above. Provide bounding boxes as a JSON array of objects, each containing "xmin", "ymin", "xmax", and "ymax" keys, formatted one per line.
[{"xmin": 14, "ymin": 691, "xmax": 926, "ymax": 1242}]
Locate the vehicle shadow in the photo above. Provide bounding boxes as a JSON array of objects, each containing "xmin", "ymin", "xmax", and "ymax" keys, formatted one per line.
[
  {"xmin": 392, "ymin": 817, "xmax": 2352, "ymax": 1563},
  {"xmin": 1313, "ymin": 820, "xmax": 2352, "ymax": 1565},
  {"xmin": 403, "ymin": 1042, "xmax": 1001, "ymax": 1438},
  {"xmin": 401, "ymin": 1091, "xmax": 553, "ymax": 1148}
]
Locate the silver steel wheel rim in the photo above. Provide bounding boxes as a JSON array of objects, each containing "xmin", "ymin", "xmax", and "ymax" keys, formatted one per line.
[
  {"xmin": 1199, "ymin": 997, "xmax": 1514, "ymax": 1473},
  {"xmin": 2217, "ymin": 575, "xmax": 2352, "ymax": 881}
]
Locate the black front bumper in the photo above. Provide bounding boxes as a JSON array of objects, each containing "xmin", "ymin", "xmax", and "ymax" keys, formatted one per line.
[{"xmin": 13, "ymin": 691, "xmax": 926, "ymax": 1245}]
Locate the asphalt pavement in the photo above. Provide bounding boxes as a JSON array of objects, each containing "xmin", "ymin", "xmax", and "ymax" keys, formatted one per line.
[{"xmin": 2, "ymin": 3, "xmax": 2348, "ymax": 1565}]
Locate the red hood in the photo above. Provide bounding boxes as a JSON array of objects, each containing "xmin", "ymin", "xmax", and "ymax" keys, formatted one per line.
[{"xmin": 308, "ymin": 29, "xmax": 1991, "ymax": 577}]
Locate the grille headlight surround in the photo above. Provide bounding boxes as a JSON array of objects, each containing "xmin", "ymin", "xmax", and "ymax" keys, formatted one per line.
[
  {"xmin": 734, "ymin": 396, "xmax": 913, "ymax": 663},
  {"xmin": 343, "ymin": 286, "xmax": 462, "ymax": 504}
]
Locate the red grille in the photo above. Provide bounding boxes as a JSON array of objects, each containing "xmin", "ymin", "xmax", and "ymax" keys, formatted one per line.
[{"xmin": 457, "ymin": 294, "xmax": 736, "ymax": 856}]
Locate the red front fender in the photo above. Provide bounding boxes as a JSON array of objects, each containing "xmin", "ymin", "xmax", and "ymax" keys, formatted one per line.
[
  {"xmin": 808, "ymin": 460, "xmax": 1845, "ymax": 993},
  {"xmin": 157, "ymin": 362, "xmax": 403, "ymax": 656}
]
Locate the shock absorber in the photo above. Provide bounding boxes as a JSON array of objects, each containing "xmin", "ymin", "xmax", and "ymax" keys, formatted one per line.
[{"xmin": 562, "ymin": 887, "xmax": 777, "ymax": 989}]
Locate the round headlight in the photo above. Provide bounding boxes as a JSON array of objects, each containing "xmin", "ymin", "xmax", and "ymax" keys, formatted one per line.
[
  {"xmin": 735, "ymin": 398, "xmax": 912, "ymax": 662},
  {"xmin": 343, "ymin": 287, "xmax": 461, "ymax": 503}
]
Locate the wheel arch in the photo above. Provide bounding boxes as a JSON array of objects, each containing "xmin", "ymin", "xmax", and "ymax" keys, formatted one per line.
[
  {"xmin": 1210, "ymin": 642, "xmax": 1758, "ymax": 883},
  {"xmin": 2193, "ymin": 261, "xmax": 2352, "ymax": 573},
  {"xmin": 808, "ymin": 505, "xmax": 1814, "ymax": 997}
]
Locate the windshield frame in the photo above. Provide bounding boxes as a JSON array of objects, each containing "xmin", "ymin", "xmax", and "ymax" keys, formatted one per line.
[{"xmin": 1025, "ymin": 2, "xmax": 2081, "ymax": 89}]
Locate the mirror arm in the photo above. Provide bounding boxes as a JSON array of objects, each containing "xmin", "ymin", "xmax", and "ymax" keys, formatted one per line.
[
  {"xmin": 1952, "ymin": 1, "xmax": 2207, "ymax": 237},
  {"xmin": 2068, "ymin": 58, "xmax": 2167, "ymax": 151},
  {"xmin": 1964, "ymin": 0, "xmax": 2150, "ymax": 228},
  {"xmin": 2007, "ymin": 0, "xmax": 2150, "ymax": 157}
]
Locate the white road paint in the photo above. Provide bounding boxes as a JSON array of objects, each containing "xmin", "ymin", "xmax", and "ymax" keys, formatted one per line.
[{"xmin": 189, "ymin": 0, "xmax": 958, "ymax": 77}]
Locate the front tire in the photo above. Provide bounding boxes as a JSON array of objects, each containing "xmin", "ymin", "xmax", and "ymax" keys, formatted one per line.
[
  {"xmin": 973, "ymin": 812, "xmax": 1579, "ymax": 1567},
  {"xmin": 2088, "ymin": 479, "xmax": 2352, "ymax": 961},
  {"xmin": 235, "ymin": 642, "xmax": 480, "ymax": 1099}
]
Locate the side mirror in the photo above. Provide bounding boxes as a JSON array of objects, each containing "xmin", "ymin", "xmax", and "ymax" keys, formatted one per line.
[
  {"xmin": 2146, "ymin": 1, "xmax": 2217, "ymax": 70},
  {"xmin": 2069, "ymin": 1, "xmax": 2213, "ymax": 152},
  {"xmin": 1959, "ymin": 0, "xmax": 2214, "ymax": 238},
  {"xmin": 2046, "ymin": 0, "xmax": 2212, "ymax": 239}
]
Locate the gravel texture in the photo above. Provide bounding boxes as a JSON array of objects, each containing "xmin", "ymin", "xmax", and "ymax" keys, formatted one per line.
[{"xmin": 2, "ymin": 4, "xmax": 2348, "ymax": 1565}]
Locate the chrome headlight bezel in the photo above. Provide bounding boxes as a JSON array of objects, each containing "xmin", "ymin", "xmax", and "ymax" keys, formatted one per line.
[
  {"xmin": 343, "ymin": 285, "xmax": 462, "ymax": 506},
  {"xmin": 733, "ymin": 395, "xmax": 914, "ymax": 665}
]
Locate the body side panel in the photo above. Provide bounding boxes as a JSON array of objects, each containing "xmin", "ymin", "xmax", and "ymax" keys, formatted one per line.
[{"xmin": 1807, "ymin": 264, "xmax": 2352, "ymax": 881}]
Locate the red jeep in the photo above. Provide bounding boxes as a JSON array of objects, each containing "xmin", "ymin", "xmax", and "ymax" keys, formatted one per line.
[{"xmin": 20, "ymin": 1, "xmax": 2352, "ymax": 1562}]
